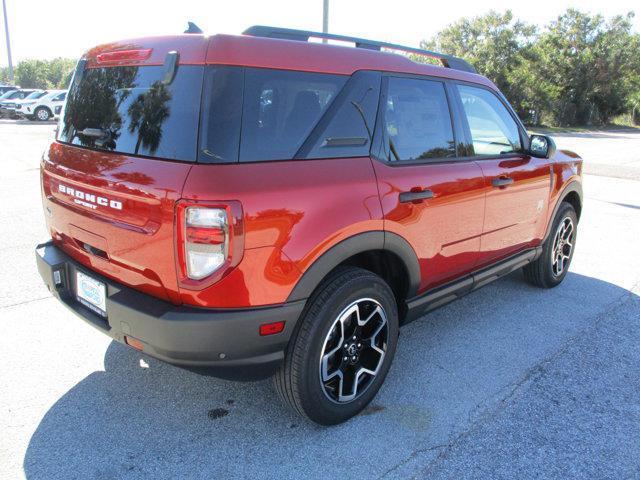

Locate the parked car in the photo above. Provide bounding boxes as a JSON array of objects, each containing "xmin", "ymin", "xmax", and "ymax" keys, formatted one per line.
[
  {"xmin": 0, "ymin": 89, "xmax": 38, "ymax": 117},
  {"xmin": 15, "ymin": 90, "xmax": 67, "ymax": 121},
  {"xmin": 0, "ymin": 84, "xmax": 21, "ymax": 95},
  {"xmin": 0, "ymin": 89, "xmax": 19, "ymax": 100},
  {"xmin": 36, "ymin": 26, "xmax": 583, "ymax": 425},
  {"xmin": 1, "ymin": 90, "xmax": 47, "ymax": 118}
]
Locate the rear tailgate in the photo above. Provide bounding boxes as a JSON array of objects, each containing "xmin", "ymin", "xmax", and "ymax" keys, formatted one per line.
[
  {"xmin": 42, "ymin": 144, "xmax": 190, "ymax": 303},
  {"xmin": 41, "ymin": 35, "xmax": 208, "ymax": 304}
]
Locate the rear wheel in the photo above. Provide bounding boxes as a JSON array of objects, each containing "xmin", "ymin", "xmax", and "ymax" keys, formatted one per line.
[
  {"xmin": 34, "ymin": 107, "xmax": 51, "ymax": 121},
  {"xmin": 524, "ymin": 201, "xmax": 577, "ymax": 288},
  {"xmin": 274, "ymin": 267, "xmax": 399, "ymax": 425}
]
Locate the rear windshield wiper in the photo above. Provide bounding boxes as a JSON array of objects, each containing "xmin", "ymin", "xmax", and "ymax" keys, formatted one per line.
[{"xmin": 78, "ymin": 128, "xmax": 108, "ymax": 138}]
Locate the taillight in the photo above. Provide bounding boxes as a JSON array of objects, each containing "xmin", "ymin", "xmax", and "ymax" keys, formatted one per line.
[
  {"xmin": 176, "ymin": 201, "xmax": 244, "ymax": 288},
  {"xmin": 184, "ymin": 207, "xmax": 228, "ymax": 280}
]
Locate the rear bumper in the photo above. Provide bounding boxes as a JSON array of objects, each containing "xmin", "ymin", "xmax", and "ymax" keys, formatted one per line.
[{"xmin": 35, "ymin": 241, "xmax": 304, "ymax": 380}]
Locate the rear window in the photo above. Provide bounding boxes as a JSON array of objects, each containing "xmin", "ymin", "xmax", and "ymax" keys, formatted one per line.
[
  {"xmin": 58, "ymin": 65, "xmax": 203, "ymax": 162},
  {"xmin": 199, "ymin": 67, "xmax": 347, "ymax": 163}
]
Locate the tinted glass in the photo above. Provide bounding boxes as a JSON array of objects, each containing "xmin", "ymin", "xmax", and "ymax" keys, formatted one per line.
[
  {"xmin": 383, "ymin": 77, "xmax": 455, "ymax": 161},
  {"xmin": 58, "ymin": 65, "xmax": 203, "ymax": 162},
  {"xmin": 239, "ymin": 69, "xmax": 346, "ymax": 162},
  {"xmin": 198, "ymin": 67, "xmax": 243, "ymax": 163},
  {"xmin": 0, "ymin": 90, "xmax": 17, "ymax": 100},
  {"xmin": 26, "ymin": 91, "xmax": 45, "ymax": 100},
  {"xmin": 457, "ymin": 84, "xmax": 521, "ymax": 155},
  {"xmin": 301, "ymin": 71, "xmax": 381, "ymax": 159}
]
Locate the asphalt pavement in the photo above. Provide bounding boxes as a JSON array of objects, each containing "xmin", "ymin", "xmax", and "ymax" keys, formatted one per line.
[{"xmin": 1, "ymin": 121, "xmax": 639, "ymax": 479}]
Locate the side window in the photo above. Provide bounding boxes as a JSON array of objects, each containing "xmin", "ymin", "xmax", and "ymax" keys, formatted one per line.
[
  {"xmin": 383, "ymin": 77, "xmax": 455, "ymax": 162},
  {"xmin": 300, "ymin": 71, "xmax": 381, "ymax": 160},
  {"xmin": 198, "ymin": 66, "xmax": 243, "ymax": 163},
  {"xmin": 456, "ymin": 84, "xmax": 521, "ymax": 156},
  {"xmin": 239, "ymin": 69, "xmax": 346, "ymax": 162},
  {"xmin": 54, "ymin": 92, "xmax": 66, "ymax": 101}
]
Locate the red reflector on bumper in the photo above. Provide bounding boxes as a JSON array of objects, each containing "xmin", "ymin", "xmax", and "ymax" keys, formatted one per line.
[
  {"xmin": 259, "ymin": 321, "xmax": 285, "ymax": 336},
  {"xmin": 125, "ymin": 336, "xmax": 144, "ymax": 351}
]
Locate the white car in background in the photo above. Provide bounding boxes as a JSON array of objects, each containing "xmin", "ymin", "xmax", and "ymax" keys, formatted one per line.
[
  {"xmin": 15, "ymin": 90, "xmax": 67, "ymax": 121},
  {"xmin": 5, "ymin": 90, "xmax": 46, "ymax": 118},
  {"xmin": 0, "ymin": 89, "xmax": 40, "ymax": 117}
]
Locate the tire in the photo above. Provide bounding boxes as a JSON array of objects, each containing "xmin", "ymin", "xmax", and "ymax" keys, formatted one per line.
[
  {"xmin": 274, "ymin": 266, "xmax": 399, "ymax": 425},
  {"xmin": 34, "ymin": 107, "xmax": 51, "ymax": 121},
  {"xmin": 524, "ymin": 201, "xmax": 578, "ymax": 288}
]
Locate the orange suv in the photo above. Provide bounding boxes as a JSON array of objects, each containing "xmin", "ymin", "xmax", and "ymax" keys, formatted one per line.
[{"xmin": 36, "ymin": 26, "xmax": 583, "ymax": 424}]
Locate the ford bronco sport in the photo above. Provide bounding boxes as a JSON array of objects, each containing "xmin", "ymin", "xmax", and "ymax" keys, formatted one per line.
[{"xmin": 36, "ymin": 26, "xmax": 583, "ymax": 425}]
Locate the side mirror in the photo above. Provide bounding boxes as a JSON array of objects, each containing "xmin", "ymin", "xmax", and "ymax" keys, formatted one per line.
[{"xmin": 529, "ymin": 134, "xmax": 556, "ymax": 159}]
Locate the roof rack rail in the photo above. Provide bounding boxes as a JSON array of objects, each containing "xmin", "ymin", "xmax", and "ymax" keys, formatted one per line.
[{"xmin": 242, "ymin": 25, "xmax": 476, "ymax": 74}]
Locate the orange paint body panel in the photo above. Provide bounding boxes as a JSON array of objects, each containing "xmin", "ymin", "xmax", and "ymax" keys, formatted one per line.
[
  {"xmin": 180, "ymin": 157, "xmax": 383, "ymax": 307},
  {"xmin": 475, "ymin": 155, "xmax": 552, "ymax": 267},
  {"xmin": 372, "ymin": 160, "xmax": 485, "ymax": 293},
  {"xmin": 41, "ymin": 142, "xmax": 191, "ymax": 304}
]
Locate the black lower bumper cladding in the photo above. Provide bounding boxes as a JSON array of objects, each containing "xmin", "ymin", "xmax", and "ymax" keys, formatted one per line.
[{"xmin": 35, "ymin": 241, "xmax": 304, "ymax": 380}]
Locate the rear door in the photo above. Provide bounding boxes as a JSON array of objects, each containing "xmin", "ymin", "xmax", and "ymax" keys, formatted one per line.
[
  {"xmin": 452, "ymin": 83, "xmax": 551, "ymax": 266},
  {"xmin": 372, "ymin": 75, "xmax": 485, "ymax": 293},
  {"xmin": 42, "ymin": 52, "xmax": 205, "ymax": 304}
]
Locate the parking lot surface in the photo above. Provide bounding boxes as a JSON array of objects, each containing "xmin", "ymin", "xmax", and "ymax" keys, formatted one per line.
[{"xmin": 1, "ymin": 121, "xmax": 639, "ymax": 479}]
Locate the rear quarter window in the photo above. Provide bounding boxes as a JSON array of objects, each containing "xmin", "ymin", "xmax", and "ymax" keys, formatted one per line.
[{"xmin": 199, "ymin": 67, "xmax": 347, "ymax": 163}]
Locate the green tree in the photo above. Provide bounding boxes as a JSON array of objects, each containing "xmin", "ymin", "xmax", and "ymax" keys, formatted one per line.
[
  {"xmin": 14, "ymin": 60, "xmax": 51, "ymax": 88},
  {"xmin": 419, "ymin": 9, "xmax": 640, "ymax": 126},
  {"xmin": 10, "ymin": 58, "xmax": 76, "ymax": 89},
  {"xmin": 530, "ymin": 10, "xmax": 639, "ymax": 125},
  {"xmin": 420, "ymin": 10, "xmax": 537, "ymax": 120},
  {"xmin": 46, "ymin": 58, "xmax": 77, "ymax": 88}
]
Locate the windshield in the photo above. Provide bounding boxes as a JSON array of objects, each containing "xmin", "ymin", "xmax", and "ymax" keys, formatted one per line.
[
  {"xmin": 0, "ymin": 90, "xmax": 17, "ymax": 100},
  {"xmin": 58, "ymin": 65, "xmax": 203, "ymax": 162},
  {"xmin": 25, "ymin": 91, "xmax": 46, "ymax": 100}
]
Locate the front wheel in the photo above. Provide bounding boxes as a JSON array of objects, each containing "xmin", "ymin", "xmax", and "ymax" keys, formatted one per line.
[
  {"xmin": 524, "ymin": 201, "xmax": 578, "ymax": 288},
  {"xmin": 274, "ymin": 267, "xmax": 399, "ymax": 425},
  {"xmin": 34, "ymin": 107, "xmax": 51, "ymax": 121}
]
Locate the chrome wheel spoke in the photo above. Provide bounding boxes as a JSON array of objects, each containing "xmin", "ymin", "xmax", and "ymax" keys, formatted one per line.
[
  {"xmin": 550, "ymin": 216, "xmax": 575, "ymax": 277},
  {"xmin": 563, "ymin": 222, "xmax": 573, "ymax": 241},
  {"xmin": 320, "ymin": 319, "xmax": 345, "ymax": 382}
]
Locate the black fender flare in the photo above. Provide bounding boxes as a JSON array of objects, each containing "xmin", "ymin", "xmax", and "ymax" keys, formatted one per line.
[
  {"xmin": 286, "ymin": 231, "xmax": 421, "ymax": 302},
  {"xmin": 543, "ymin": 180, "xmax": 583, "ymax": 242}
]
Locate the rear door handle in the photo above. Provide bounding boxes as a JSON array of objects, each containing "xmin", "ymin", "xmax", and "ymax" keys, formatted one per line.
[
  {"xmin": 399, "ymin": 189, "xmax": 434, "ymax": 203},
  {"xmin": 492, "ymin": 176, "xmax": 514, "ymax": 188}
]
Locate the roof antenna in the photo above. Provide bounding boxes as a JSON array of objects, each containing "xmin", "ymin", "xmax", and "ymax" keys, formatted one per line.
[{"xmin": 184, "ymin": 22, "xmax": 203, "ymax": 34}]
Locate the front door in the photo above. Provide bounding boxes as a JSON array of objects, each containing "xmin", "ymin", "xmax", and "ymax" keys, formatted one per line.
[{"xmin": 453, "ymin": 83, "xmax": 551, "ymax": 266}]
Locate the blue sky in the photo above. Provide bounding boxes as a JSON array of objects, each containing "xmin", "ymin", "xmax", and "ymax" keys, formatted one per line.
[{"xmin": 1, "ymin": 0, "xmax": 638, "ymax": 66}]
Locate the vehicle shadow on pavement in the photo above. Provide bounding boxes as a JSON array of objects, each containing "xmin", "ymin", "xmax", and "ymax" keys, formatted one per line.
[{"xmin": 22, "ymin": 271, "xmax": 638, "ymax": 479}]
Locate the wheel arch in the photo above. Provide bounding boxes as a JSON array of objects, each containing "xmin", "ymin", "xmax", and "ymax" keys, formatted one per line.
[
  {"xmin": 286, "ymin": 231, "xmax": 421, "ymax": 319},
  {"xmin": 544, "ymin": 180, "xmax": 583, "ymax": 242}
]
